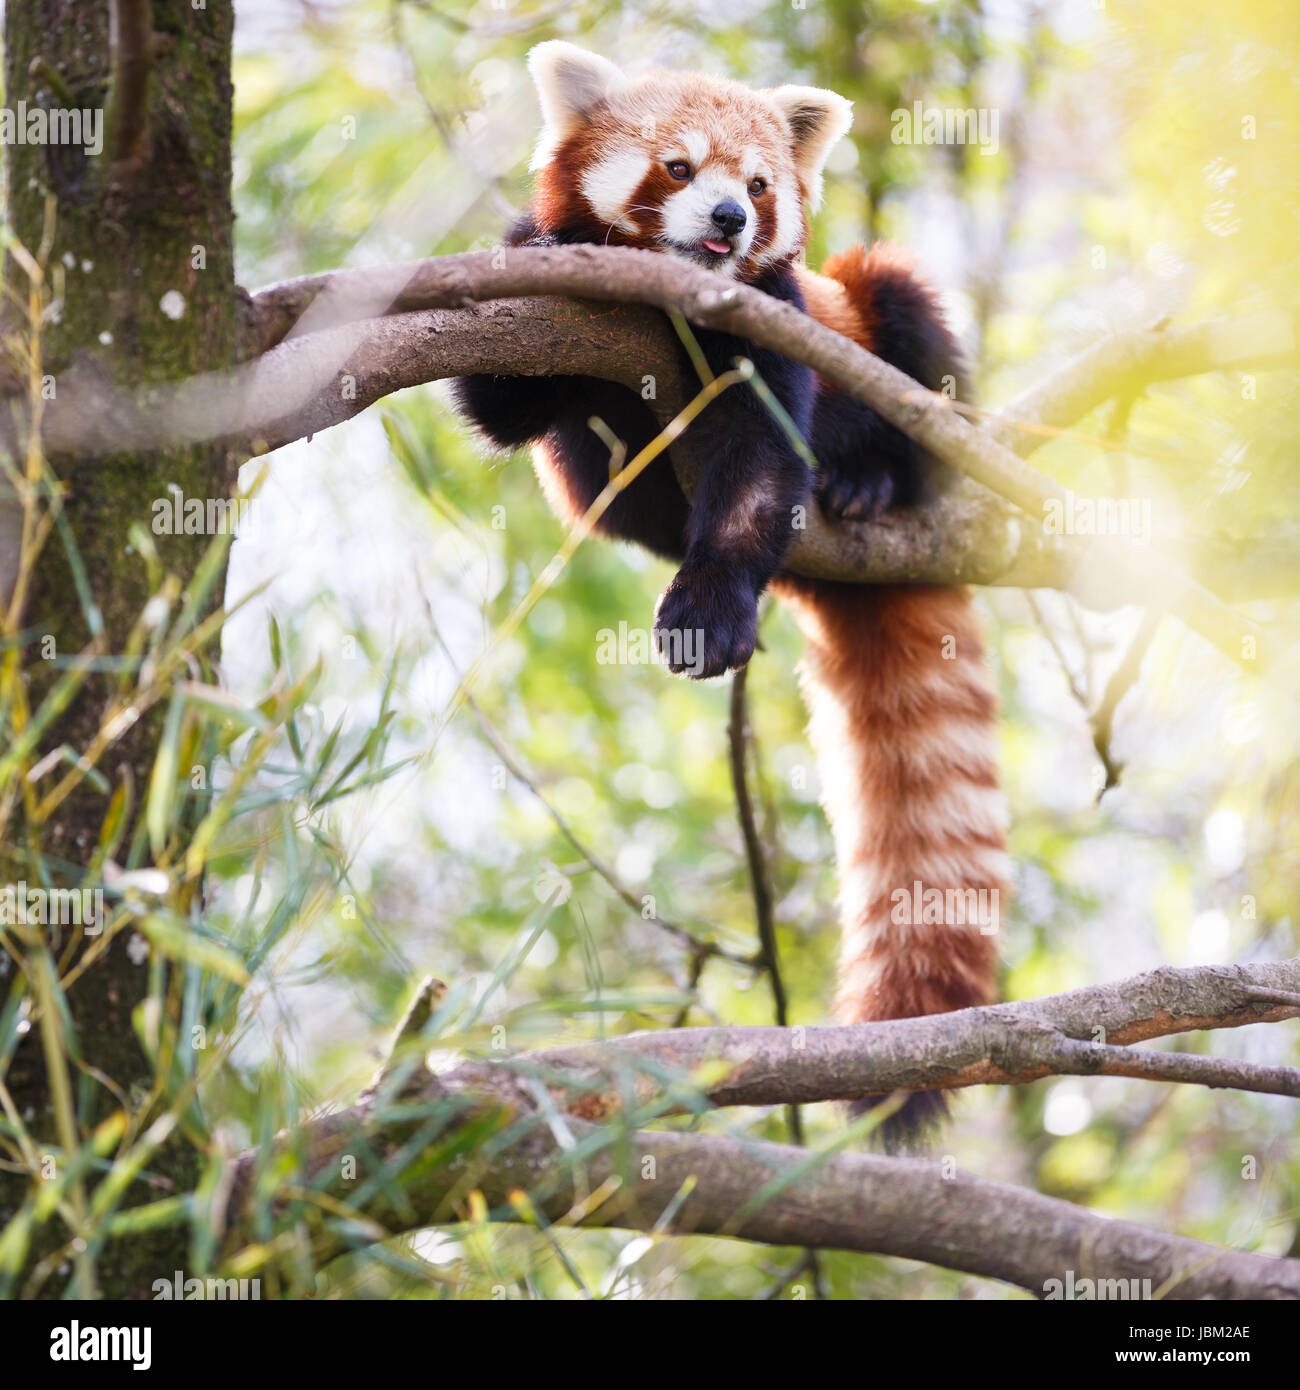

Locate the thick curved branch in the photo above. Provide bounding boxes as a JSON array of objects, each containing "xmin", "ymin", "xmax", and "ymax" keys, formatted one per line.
[
  {"xmin": 27, "ymin": 249, "xmax": 1297, "ymax": 636},
  {"xmin": 245, "ymin": 250, "xmax": 1297, "ymax": 653},
  {"xmin": 33, "ymin": 295, "xmax": 1031, "ymax": 590}
]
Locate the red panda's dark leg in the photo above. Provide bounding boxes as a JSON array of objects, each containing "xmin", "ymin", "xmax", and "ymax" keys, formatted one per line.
[
  {"xmin": 453, "ymin": 369, "xmax": 691, "ymax": 560},
  {"xmin": 653, "ymin": 270, "xmax": 816, "ymax": 679},
  {"xmin": 543, "ymin": 405, "xmax": 690, "ymax": 559},
  {"xmin": 654, "ymin": 349, "xmax": 814, "ymax": 677}
]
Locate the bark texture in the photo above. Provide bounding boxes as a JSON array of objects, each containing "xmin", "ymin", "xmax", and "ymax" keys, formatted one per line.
[{"xmin": 1, "ymin": 0, "xmax": 240, "ymax": 1295}]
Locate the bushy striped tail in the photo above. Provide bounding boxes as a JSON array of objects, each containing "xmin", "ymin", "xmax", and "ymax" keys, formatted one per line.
[{"xmin": 774, "ymin": 577, "xmax": 1008, "ymax": 1151}]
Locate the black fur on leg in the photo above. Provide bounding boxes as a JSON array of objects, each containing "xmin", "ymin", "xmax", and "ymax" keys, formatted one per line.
[
  {"xmin": 647, "ymin": 263, "xmax": 815, "ymax": 672},
  {"xmin": 451, "ymin": 372, "xmax": 580, "ymax": 451}
]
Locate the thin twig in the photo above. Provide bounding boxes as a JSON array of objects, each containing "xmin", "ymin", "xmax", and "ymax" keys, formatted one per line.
[
  {"xmin": 726, "ymin": 663, "xmax": 804, "ymax": 1157},
  {"xmin": 387, "ymin": 0, "xmax": 517, "ymax": 224},
  {"xmin": 727, "ymin": 664, "xmax": 786, "ymax": 1021},
  {"xmin": 469, "ymin": 686, "xmax": 756, "ymax": 968},
  {"xmin": 1025, "ymin": 591, "xmax": 1089, "ymax": 707},
  {"xmin": 361, "ymin": 976, "xmax": 447, "ymax": 1101},
  {"xmin": 1092, "ymin": 608, "xmax": 1161, "ymax": 797},
  {"xmin": 1235, "ymin": 985, "xmax": 1300, "ymax": 1009},
  {"xmin": 670, "ymin": 952, "xmax": 708, "ymax": 1029}
]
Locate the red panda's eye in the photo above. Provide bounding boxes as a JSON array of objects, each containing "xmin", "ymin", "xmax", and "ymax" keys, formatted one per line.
[
  {"xmin": 666, "ymin": 161, "xmax": 692, "ymax": 181},
  {"xmin": 748, "ymin": 177, "xmax": 767, "ymax": 197}
]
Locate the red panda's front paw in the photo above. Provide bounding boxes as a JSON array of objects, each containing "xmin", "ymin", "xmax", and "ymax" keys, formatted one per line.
[
  {"xmin": 816, "ymin": 465, "xmax": 896, "ymax": 522},
  {"xmin": 653, "ymin": 568, "xmax": 757, "ymax": 679}
]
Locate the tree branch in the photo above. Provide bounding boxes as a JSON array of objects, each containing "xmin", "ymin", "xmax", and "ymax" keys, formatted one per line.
[
  {"xmin": 228, "ymin": 1100, "xmax": 1300, "ymax": 1299},
  {"xmin": 25, "ymin": 248, "xmax": 1296, "ymax": 642},
  {"xmin": 249, "ymin": 249, "xmax": 1278, "ymax": 663},
  {"xmin": 992, "ymin": 309, "xmax": 1298, "ymax": 456},
  {"xmin": 523, "ymin": 955, "xmax": 1300, "ymax": 1114},
  {"xmin": 232, "ymin": 250, "xmax": 1300, "ymax": 633},
  {"xmin": 223, "ymin": 953, "xmax": 1300, "ymax": 1297}
]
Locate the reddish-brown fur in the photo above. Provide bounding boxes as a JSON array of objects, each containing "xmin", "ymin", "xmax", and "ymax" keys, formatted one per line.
[
  {"xmin": 774, "ymin": 575, "xmax": 1005, "ymax": 1038},
  {"xmin": 784, "ymin": 249, "xmax": 1005, "ymax": 1052},
  {"xmin": 819, "ymin": 241, "xmax": 930, "ymax": 350}
]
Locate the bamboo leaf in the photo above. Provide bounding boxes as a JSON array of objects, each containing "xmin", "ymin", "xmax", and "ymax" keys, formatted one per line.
[
  {"xmin": 137, "ymin": 914, "xmax": 249, "ymax": 985},
  {"xmin": 145, "ymin": 692, "xmax": 186, "ymax": 857}
]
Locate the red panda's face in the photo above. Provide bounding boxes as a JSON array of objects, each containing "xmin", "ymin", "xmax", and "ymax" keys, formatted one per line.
[{"xmin": 526, "ymin": 44, "xmax": 853, "ymax": 282}]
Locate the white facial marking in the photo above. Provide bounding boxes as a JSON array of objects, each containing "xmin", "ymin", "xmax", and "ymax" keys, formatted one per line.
[
  {"xmin": 681, "ymin": 129, "xmax": 710, "ymax": 166},
  {"xmin": 741, "ymin": 147, "xmax": 771, "ymax": 182},
  {"xmin": 581, "ymin": 149, "xmax": 652, "ymax": 231},
  {"xmin": 659, "ymin": 165, "xmax": 757, "ymax": 277},
  {"xmin": 754, "ymin": 182, "xmax": 800, "ymax": 266}
]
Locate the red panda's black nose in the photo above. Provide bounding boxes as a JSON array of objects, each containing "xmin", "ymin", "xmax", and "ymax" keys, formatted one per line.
[{"xmin": 711, "ymin": 200, "xmax": 747, "ymax": 237}]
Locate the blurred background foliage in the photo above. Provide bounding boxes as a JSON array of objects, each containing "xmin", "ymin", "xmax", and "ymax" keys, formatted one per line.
[{"xmin": 203, "ymin": 0, "xmax": 1300, "ymax": 1297}]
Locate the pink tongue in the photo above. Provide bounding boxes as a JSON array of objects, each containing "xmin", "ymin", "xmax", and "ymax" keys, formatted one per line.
[{"xmin": 702, "ymin": 239, "xmax": 731, "ymax": 255}]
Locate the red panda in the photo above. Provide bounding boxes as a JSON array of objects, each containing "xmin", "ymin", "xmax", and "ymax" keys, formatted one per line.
[{"xmin": 454, "ymin": 42, "xmax": 1008, "ymax": 1148}]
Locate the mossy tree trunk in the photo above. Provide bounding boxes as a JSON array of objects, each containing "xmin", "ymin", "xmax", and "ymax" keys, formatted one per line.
[{"xmin": 1, "ymin": 1, "xmax": 241, "ymax": 1296}]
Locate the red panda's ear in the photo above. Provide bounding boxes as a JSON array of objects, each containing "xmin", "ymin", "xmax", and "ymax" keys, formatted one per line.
[
  {"xmin": 527, "ymin": 42, "xmax": 627, "ymax": 170},
  {"xmin": 766, "ymin": 86, "xmax": 853, "ymax": 211}
]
